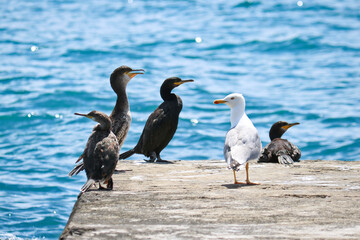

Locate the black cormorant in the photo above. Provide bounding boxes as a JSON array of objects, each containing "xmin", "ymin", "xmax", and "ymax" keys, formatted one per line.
[
  {"xmin": 214, "ymin": 93, "xmax": 261, "ymax": 185},
  {"xmin": 71, "ymin": 111, "xmax": 119, "ymax": 192},
  {"xmin": 119, "ymin": 77, "xmax": 194, "ymax": 163},
  {"xmin": 68, "ymin": 66, "xmax": 144, "ymax": 176},
  {"xmin": 258, "ymin": 121, "xmax": 301, "ymax": 164}
]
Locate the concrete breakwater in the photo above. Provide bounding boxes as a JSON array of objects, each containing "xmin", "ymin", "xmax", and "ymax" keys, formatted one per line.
[{"xmin": 60, "ymin": 160, "xmax": 360, "ymax": 239}]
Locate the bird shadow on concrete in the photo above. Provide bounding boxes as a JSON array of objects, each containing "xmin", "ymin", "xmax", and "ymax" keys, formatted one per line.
[
  {"xmin": 113, "ymin": 169, "xmax": 133, "ymax": 174},
  {"xmin": 142, "ymin": 159, "xmax": 181, "ymax": 164},
  {"xmin": 221, "ymin": 183, "xmax": 259, "ymax": 189}
]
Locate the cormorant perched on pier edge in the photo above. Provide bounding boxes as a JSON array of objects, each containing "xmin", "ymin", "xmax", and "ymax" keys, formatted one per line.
[
  {"xmin": 71, "ymin": 111, "xmax": 119, "ymax": 192},
  {"xmin": 68, "ymin": 66, "xmax": 144, "ymax": 176},
  {"xmin": 258, "ymin": 121, "xmax": 301, "ymax": 164},
  {"xmin": 214, "ymin": 93, "xmax": 262, "ymax": 185},
  {"xmin": 120, "ymin": 77, "xmax": 194, "ymax": 163}
]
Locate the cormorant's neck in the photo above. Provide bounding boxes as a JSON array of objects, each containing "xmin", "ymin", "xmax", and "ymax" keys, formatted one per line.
[
  {"xmin": 160, "ymin": 86, "xmax": 176, "ymax": 101},
  {"xmin": 269, "ymin": 128, "xmax": 285, "ymax": 140},
  {"xmin": 110, "ymin": 73, "xmax": 131, "ymax": 114},
  {"xmin": 97, "ymin": 117, "xmax": 112, "ymax": 131},
  {"xmin": 112, "ymin": 86, "xmax": 129, "ymax": 114},
  {"xmin": 230, "ymin": 104, "xmax": 245, "ymax": 128}
]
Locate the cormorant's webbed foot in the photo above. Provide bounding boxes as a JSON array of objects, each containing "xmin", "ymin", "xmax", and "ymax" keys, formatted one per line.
[
  {"xmin": 155, "ymin": 153, "xmax": 173, "ymax": 164},
  {"xmin": 156, "ymin": 159, "xmax": 173, "ymax": 164},
  {"xmin": 144, "ymin": 152, "xmax": 157, "ymax": 163},
  {"xmin": 106, "ymin": 178, "xmax": 113, "ymax": 190},
  {"xmin": 144, "ymin": 158, "xmax": 155, "ymax": 163}
]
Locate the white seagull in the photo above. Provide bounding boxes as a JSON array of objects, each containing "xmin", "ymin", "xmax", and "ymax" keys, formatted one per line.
[{"xmin": 214, "ymin": 93, "xmax": 261, "ymax": 185}]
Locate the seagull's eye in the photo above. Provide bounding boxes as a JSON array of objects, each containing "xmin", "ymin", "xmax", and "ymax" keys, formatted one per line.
[{"xmin": 231, "ymin": 97, "xmax": 234, "ymax": 100}]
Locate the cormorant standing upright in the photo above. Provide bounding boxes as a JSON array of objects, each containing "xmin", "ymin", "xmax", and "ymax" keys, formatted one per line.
[
  {"xmin": 68, "ymin": 66, "xmax": 144, "ymax": 176},
  {"xmin": 214, "ymin": 93, "xmax": 262, "ymax": 185},
  {"xmin": 258, "ymin": 121, "xmax": 301, "ymax": 164},
  {"xmin": 120, "ymin": 77, "xmax": 194, "ymax": 163},
  {"xmin": 72, "ymin": 111, "xmax": 119, "ymax": 192},
  {"xmin": 109, "ymin": 66, "xmax": 144, "ymax": 146}
]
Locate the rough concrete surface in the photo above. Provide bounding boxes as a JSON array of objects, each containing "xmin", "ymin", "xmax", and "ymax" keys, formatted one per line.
[{"xmin": 60, "ymin": 160, "xmax": 360, "ymax": 239}]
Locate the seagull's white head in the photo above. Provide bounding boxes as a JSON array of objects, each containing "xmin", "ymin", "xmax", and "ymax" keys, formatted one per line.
[
  {"xmin": 214, "ymin": 93, "xmax": 245, "ymax": 109},
  {"xmin": 214, "ymin": 93, "xmax": 246, "ymax": 128}
]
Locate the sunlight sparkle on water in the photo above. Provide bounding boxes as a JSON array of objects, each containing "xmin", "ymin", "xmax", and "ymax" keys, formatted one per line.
[
  {"xmin": 195, "ymin": 37, "xmax": 202, "ymax": 43},
  {"xmin": 30, "ymin": 46, "xmax": 38, "ymax": 52},
  {"xmin": 297, "ymin": 1, "xmax": 303, "ymax": 7},
  {"xmin": 191, "ymin": 119, "xmax": 199, "ymax": 126}
]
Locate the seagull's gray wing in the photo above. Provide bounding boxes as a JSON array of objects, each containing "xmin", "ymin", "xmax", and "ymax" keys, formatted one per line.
[{"xmin": 224, "ymin": 127, "xmax": 261, "ymax": 170}]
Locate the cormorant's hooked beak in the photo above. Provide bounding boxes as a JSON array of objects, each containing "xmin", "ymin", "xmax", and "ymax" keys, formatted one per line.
[
  {"xmin": 127, "ymin": 69, "xmax": 145, "ymax": 79},
  {"xmin": 74, "ymin": 113, "xmax": 94, "ymax": 120},
  {"xmin": 281, "ymin": 122, "xmax": 300, "ymax": 130},
  {"xmin": 174, "ymin": 79, "xmax": 194, "ymax": 86},
  {"xmin": 213, "ymin": 99, "xmax": 227, "ymax": 104}
]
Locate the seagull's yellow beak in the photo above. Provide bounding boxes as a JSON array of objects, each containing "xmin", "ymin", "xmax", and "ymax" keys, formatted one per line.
[{"xmin": 213, "ymin": 99, "xmax": 227, "ymax": 104}]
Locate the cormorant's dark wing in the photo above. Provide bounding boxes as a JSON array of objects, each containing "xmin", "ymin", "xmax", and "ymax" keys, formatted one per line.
[
  {"xmin": 258, "ymin": 139, "xmax": 301, "ymax": 164},
  {"xmin": 139, "ymin": 106, "xmax": 178, "ymax": 156},
  {"xmin": 289, "ymin": 141, "xmax": 301, "ymax": 162},
  {"xmin": 258, "ymin": 142, "xmax": 272, "ymax": 163},
  {"xmin": 92, "ymin": 132, "xmax": 119, "ymax": 181}
]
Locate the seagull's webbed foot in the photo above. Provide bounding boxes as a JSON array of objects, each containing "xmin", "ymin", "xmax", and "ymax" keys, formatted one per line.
[
  {"xmin": 245, "ymin": 162, "xmax": 259, "ymax": 185},
  {"xmin": 234, "ymin": 181, "xmax": 246, "ymax": 185},
  {"xmin": 232, "ymin": 169, "xmax": 243, "ymax": 184},
  {"xmin": 245, "ymin": 180, "xmax": 260, "ymax": 185}
]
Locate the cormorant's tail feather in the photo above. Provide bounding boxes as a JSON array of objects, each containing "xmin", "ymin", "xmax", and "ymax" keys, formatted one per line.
[
  {"xmin": 119, "ymin": 149, "xmax": 135, "ymax": 160},
  {"xmin": 75, "ymin": 153, "xmax": 84, "ymax": 163},
  {"xmin": 68, "ymin": 162, "xmax": 85, "ymax": 177},
  {"xmin": 277, "ymin": 154, "xmax": 294, "ymax": 164},
  {"xmin": 81, "ymin": 179, "xmax": 96, "ymax": 192}
]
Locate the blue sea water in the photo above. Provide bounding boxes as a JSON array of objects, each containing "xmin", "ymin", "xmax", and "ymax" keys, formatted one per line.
[{"xmin": 1, "ymin": 0, "xmax": 359, "ymax": 239}]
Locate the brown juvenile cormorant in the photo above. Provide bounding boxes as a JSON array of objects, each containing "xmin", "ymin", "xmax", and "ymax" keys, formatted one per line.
[
  {"xmin": 71, "ymin": 111, "xmax": 119, "ymax": 192},
  {"xmin": 258, "ymin": 121, "xmax": 301, "ymax": 164},
  {"xmin": 109, "ymin": 66, "xmax": 144, "ymax": 145},
  {"xmin": 214, "ymin": 93, "xmax": 262, "ymax": 185},
  {"xmin": 119, "ymin": 77, "xmax": 194, "ymax": 163},
  {"xmin": 68, "ymin": 66, "xmax": 144, "ymax": 176}
]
